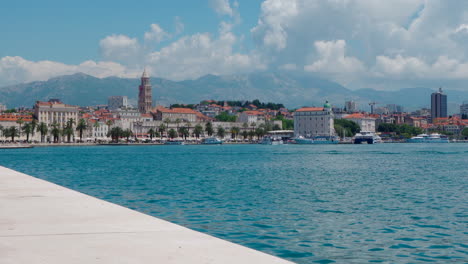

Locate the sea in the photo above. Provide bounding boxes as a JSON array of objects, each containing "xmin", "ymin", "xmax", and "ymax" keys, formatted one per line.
[{"xmin": 1, "ymin": 143, "xmax": 467, "ymax": 263}]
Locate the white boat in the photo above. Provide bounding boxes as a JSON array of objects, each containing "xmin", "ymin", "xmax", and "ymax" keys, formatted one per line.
[
  {"xmin": 201, "ymin": 137, "xmax": 223, "ymax": 145},
  {"xmin": 354, "ymin": 131, "xmax": 382, "ymax": 144},
  {"xmin": 165, "ymin": 140, "xmax": 185, "ymax": 145},
  {"xmin": 294, "ymin": 136, "xmax": 340, "ymax": 144},
  {"xmin": 407, "ymin": 133, "xmax": 449, "ymax": 143},
  {"xmin": 259, "ymin": 136, "xmax": 283, "ymax": 145}
]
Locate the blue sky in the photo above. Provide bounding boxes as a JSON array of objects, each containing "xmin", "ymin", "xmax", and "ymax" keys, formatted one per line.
[
  {"xmin": 0, "ymin": 0, "xmax": 261, "ymax": 63},
  {"xmin": 1, "ymin": 0, "xmax": 468, "ymax": 92}
]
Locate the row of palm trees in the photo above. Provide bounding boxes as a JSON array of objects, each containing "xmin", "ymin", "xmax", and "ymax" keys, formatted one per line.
[{"xmin": 0, "ymin": 118, "xmax": 88, "ymax": 143}]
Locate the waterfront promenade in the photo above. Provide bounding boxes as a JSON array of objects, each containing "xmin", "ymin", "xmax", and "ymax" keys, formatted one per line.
[{"xmin": 0, "ymin": 166, "xmax": 292, "ymax": 264}]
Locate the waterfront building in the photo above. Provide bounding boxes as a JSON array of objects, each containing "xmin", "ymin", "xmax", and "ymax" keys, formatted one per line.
[
  {"xmin": 374, "ymin": 107, "xmax": 390, "ymax": 115},
  {"xmin": 404, "ymin": 117, "xmax": 427, "ymax": 128},
  {"xmin": 345, "ymin": 101, "xmax": 358, "ymax": 113},
  {"xmin": 343, "ymin": 113, "xmax": 376, "ymax": 132},
  {"xmin": 0, "ymin": 103, "xmax": 6, "ymax": 112},
  {"xmin": 152, "ymin": 106, "xmax": 200, "ymax": 123},
  {"xmin": 238, "ymin": 111, "xmax": 266, "ymax": 125},
  {"xmin": 138, "ymin": 69, "xmax": 153, "ymax": 114},
  {"xmin": 294, "ymin": 101, "xmax": 335, "ymax": 137},
  {"xmin": 33, "ymin": 99, "xmax": 79, "ymax": 128},
  {"xmin": 431, "ymin": 88, "xmax": 447, "ymax": 122},
  {"xmin": 108, "ymin": 96, "xmax": 128, "ymax": 110}
]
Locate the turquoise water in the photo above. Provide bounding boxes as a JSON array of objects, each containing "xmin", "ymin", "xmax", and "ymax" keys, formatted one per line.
[{"xmin": 1, "ymin": 144, "xmax": 467, "ymax": 263}]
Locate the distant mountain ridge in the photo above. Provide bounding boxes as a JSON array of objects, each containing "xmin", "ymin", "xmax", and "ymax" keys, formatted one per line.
[{"xmin": 0, "ymin": 72, "xmax": 466, "ymax": 114}]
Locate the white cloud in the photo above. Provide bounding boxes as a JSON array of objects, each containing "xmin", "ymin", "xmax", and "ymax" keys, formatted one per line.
[
  {"xmin": 147, "ymin": 32, "xmax": 265, "ymax": 80},
  {"xmin": 99, "ymin": 34, "xmax": 140, "ymax": 64},
  {"xmin": 210, "ymin": 0, "xmax": 235, "ymax": 17},
  {"xmin": 0, "ymin": 56, "xmax": 137, "ymax": 86},
  {"xmin": 305, "ymin": 40, "xmax": 365, "ymax": 74},
  {"xmin": 144, "ymin": 24, "xmax": 170, "ymax": 43}
]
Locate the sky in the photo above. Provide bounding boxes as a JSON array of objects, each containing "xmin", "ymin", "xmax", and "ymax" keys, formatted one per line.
[{"xmin": 1, "ymin": 0, "xmax": 468, "ymax": 91}]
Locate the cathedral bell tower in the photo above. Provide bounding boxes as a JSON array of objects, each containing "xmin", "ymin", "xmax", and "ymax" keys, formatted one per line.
[{"xmin": 138, "ymin": 69, "xmax": 152, "ymax": 113}]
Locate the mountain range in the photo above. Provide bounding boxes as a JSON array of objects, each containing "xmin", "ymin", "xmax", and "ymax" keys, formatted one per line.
[{"xmin": 0, "ymin": 72, "xmax": 466, "ymax": 114}]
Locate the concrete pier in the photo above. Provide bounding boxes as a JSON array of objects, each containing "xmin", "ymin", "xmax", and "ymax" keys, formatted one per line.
[{"xmin": 0, "ymin": 166, "xmax": 292, "ymax": 264}]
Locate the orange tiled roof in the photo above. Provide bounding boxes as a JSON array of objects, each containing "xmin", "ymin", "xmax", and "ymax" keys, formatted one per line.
[
  {"xmin": 0, "ymin": 114, "xmax": 33, "ymax": 122},
  {"xmin": 243, "ymin": 110, "xmax": 264, "ymax": 116},
  {"xmin": 295, "ymin": 107, "xmax": 324, "ymax": 112},
  {"xmin": 344, "ymin": 113, "xmax": 375, "ymax": 119}
]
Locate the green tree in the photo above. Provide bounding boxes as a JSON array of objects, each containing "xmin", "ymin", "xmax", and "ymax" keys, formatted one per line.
[
  {"xmin": 4, "ymin": 126, "xmax": 20, "ymax": 142},
  {"xmin": 148, "ymin": 128, "xmax": 156, "ymax": 141},
  {"xmin": 334, "ymin": 119, "xmax": 361, "ymax": 137},
  {"xmin": 193, "ymin": 124, "xmax": 203, "ymax": 139},
  {"xmin": 255, "ymin": 127, "xmax": 265, "ymax": 139},
  {"xmin": 158, "ymin": 123, "xmax": 166, "ymax": 139},
  {"xmin": 51, "ymin": 123, "xmax": 61, "ymax": 143},
  {"xmin": 248, "ymin": 130, "xmax": 255, "ymax": 141},
  {"xmin": 273, "ymin": 124, "xmax": 281, "ymax": 130},
  {"xmin": 22, "ymin": 123, "xmax": 33, "ymax": 143},
  {"xmin": 76, "ymin": 118, "xmax": 87, "ymax": 142},
  {"xmin": 107, "ymin": 127, "xmax": 123, "ymax": 142},
  {"xmin": 179, "ymin": 127, "xmax": 190, "ymax": 140},
  {"xmin": 242, "ymin": 130, "xmax": 248, "ymax": 140},
  {"xmin": 63, "ymin": 119, "xmax": 75, "ymax": 143},
  {"xmin": 16, "ymin": 117, "xmax": 24, "ymax": 129},
  {"xmin": 122, "ymin": 129, "xmax": 133, "ymax": 142},
  {"xmin": 461, "ymin": 127, "xmax": 468, "ymax": 138},
  {"xmin": 30, "ymin": 119, "xmax": 37, "ymax": 138},
  {"xmin": 217, "ymin": 126, "xmax": 225, "ymax": 138},
  {"xmin": 205, "ymin": 122, "xmax": 214, "ymax": 136},
  {"xmin": 230, "ymin": 126, "xmax": 240, "ymax": 139},
  {"xmin": 168, "ymin": 128, "xmax": 177, "ymax": 139},
  {"xmin": 215, "ymin": 112, "xmax": 237, "ymax": 122},
  {"xmin": 37, "ymin": 122, "xmax": 48, "ymax": 143}
]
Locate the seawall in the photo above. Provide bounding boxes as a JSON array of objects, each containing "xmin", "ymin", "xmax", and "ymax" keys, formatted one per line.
[{"xmin": 0, "ymin": 166, "xmax": 293, "ymax": 264}]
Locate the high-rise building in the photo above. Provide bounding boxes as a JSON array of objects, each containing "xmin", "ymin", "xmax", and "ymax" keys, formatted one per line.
[
  {"xmin": 431, "ymin": 87, "xmax": 447, "ymax": 122},
  {"xmin": 138, "ymin": 69, "xmax": 152, "ymax": 113},
  {"xmin": 108, "ymin": 96, "xmax": 128, "ymax": 110},
  {"xmin": 345, "ymin": 101, "xmax": 358, "ymax": 113},
  {"xmin": 386, "ymin": 104, "xmax": 404, "ymax": 113},
  {"xmin": 460, "ymin": 101, "xmax": 468, "ymax": 118}
]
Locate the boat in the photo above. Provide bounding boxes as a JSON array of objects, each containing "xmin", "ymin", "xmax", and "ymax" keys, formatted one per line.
[
  {"xmin": 201, "ymin": 137, "xmax": 223, "ymax": 145},
  {"xmin": 259, "ymin": 136, "xmax": 283, "ymax": 145},
  {"xmin": 164, "ymin": 140, "xmax": 185, "ymax": 145},
  {"xmin": 294, "ymin": 136, "xmax": 340, "ymax": 144},
  {"xmin": 353, "ymin": 131, "xmax": 382, "ymax": 144},
  {"xmin": 407, "ymin": 133, "xmax": 449, "ymax": 143}
]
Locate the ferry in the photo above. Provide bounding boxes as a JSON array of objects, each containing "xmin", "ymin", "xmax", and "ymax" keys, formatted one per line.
[
  {"xmin": 201, "ymin": 137, "xmax": 223, "ymax": 145},
  {"xmin": 407, "ymin": 133, "xmax": 449, "ymax": 143},
  {"xmin": 353, "ymin": 131, "xmax": 382, "ymax": 144},
  {"xmin": 259, "ymin": 136, "xmax": 283, "ymax": 145},
  {"xmin": 294, "ymin": 136, "xmax": 340, "ymax": 144}
]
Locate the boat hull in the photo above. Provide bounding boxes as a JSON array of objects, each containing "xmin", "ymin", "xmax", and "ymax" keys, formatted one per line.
[{"xmin": 294, "ymin": 138, "xmax": 339, "ymax": 144}]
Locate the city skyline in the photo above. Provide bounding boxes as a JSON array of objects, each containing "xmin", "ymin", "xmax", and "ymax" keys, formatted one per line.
[{"xmin": 1, "ymin": 1, "xmax": 468, "ymax": 92}]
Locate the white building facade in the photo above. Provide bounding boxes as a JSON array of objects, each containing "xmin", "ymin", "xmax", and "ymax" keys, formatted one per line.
[{"xmin": 294, "ymin": 102, "xmax": 335, "ymax": 137}]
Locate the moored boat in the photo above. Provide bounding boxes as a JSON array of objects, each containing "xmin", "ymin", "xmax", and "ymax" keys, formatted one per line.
[
  {"xmin": 407, "ymin": 133, "xmax": 449, "ymax": 143},
  {"xmin": 165, "ymin": 140, "xmax": 185, "ymax": 145},
  {"xmin": 294, "ymin": 136, "xmax": 340, "ymax": 144},
  {"xmin": 201, "ymin": 137, "xmax": 223, "ymax": 145},
  {"xmin": 259, "ymin": 136, "xmax": 283, "ymax": 145},
  {"xmin": 353, "ymin": 131, "xmax": 382, "ymax": 144}
]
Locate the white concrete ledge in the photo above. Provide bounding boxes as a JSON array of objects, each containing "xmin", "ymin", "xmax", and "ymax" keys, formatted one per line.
[{"xmin": 0, "ymin": 166, "xmax": 293, "ymax": 264}]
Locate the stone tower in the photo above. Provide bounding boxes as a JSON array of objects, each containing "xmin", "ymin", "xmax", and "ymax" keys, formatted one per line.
[{"xmin": 138, "ymin": 69, "xmax": 152, "ymax": 113}]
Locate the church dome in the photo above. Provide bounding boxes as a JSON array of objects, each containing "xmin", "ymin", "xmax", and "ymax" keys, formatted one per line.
[{"xmin": 324, "ymin": 100, "xmax": 332, "ymax": 109}]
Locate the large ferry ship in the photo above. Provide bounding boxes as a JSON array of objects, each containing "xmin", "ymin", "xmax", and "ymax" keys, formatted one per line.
[
  {"xmin": 353, "ymin": 131, "xmax": 382, "ymax": 144},
  {"xmin": 407, "ymin": 133, "xmax": 449, "ymax": 143},
  {"xmin": 294, "ymin": 136, "xmax": 340, "ymax": 144}
]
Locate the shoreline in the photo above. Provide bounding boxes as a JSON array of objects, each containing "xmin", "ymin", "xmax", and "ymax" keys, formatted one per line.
[{"xmin": 0, "ymin": 166, "xmax": 292, "ymax": 264}]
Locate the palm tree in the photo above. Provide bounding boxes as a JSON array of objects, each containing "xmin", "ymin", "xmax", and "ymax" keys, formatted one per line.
[
  {"xmin": 22, "ymin": 123, "xmax": 32, "ymax": 143},
  {"xmin": 4, "ymin": 126, "xmax": 20, "ymax": 142},
  {"xmin": 193, "ymin": 124, "xmax": 203, "ymax": 139},
  {"xmin": 164, "ymin": 118, "xmax": 171, "ymax": 132},
  {"xmin": 37, "ymin": 122, "xmax": 48, "ymax": 143},
  {"xmin": 107, "ymin": 126, "xmax": 123, "ymax": 143},
  {"xmin": 76, "ymin": 118, "xmax": 87, "ymax": 142},
  {"xmin": 184, "ymin": 122, "xmax": 191, "ymax": 138},
  {"xmin": 205, "ymin": 122, "xmax": 214, "ymax": 136},
  {"xmin": 123, "ymin": 129, "xmax": 133, "ymax": 142},
  {"xmin": 158, "ymin": 123, "xmax": 166, "ymax": 139},
  {"xmin": 180, "ymin": 127, "xmax": 189, "ymax": 140},
  {"xmin": 63, "ymin": 119, "xmax": 75, "ymax": 143},
  {"xmin": 230, "ymin": 126, "xmax": 240, "ymax": 139},
  {"xmin": 93, "ymin": 121, "xmax": 100, "ymax": 138},
  {"xmin": 217, "ymin": 126, "xmax": 225, "ymax": 139},
  {"xmin": 16, "ymin": 117, "xmax": 24, "ymax": 129},
  {"xmin": 148, "ymin": 128, "xmax": 156, "ymax": 141},
  {"xmin": 175, "ymin": 118, "xmax": 181, "ymax": 130},
  {"xmin": 0, "ymin": 125, "xmax": 4, "ymax": 139},
  {"xmin": 250, "ymin": 122, "xmax": 257, "ymax": 131},
  {"xmin": 30, "ymin": 119, "xmax": 37, "ymax": 139},
  {"xmin": 168, "ymin": 128, "xmax": 177, "ymax": 139},
  {"xmin": 242, "ymin": 130, "xmax": 248, "ymax": 140},
  {"xmin": 106, "ymin": 119, "xmax": 114, "ymax": 131},
  {"xmin": 255, "ymin": 127, "xmax": 265, "ymax": 140},
  {"xmin": 51, "ymin": 123, "xmax": 61, "ymax": 143}
]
